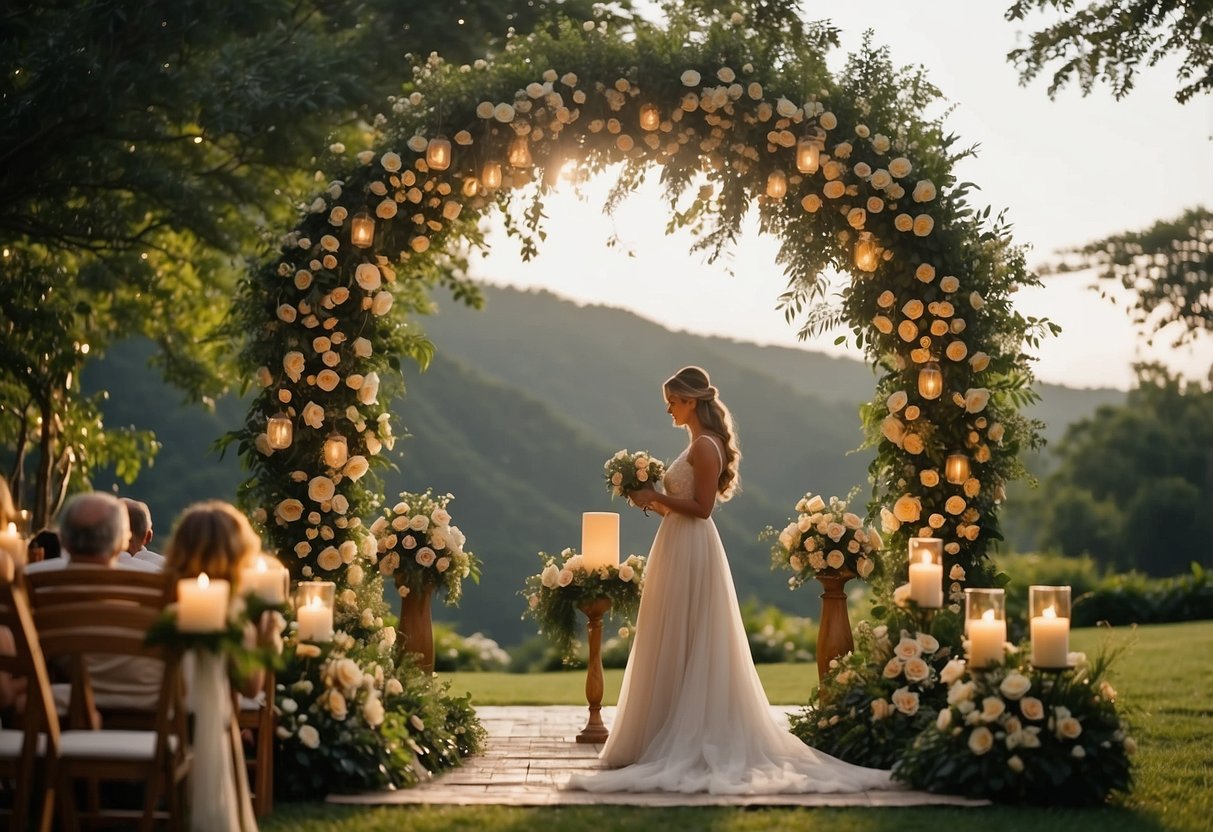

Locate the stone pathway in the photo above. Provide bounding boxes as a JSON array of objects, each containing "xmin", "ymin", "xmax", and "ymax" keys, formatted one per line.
[{"xmin": 327, "ymin": 706, "xmax": 988, "ymax": 808}]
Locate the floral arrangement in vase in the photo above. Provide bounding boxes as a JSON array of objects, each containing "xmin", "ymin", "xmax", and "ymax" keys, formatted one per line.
[
  {"xmin": 521, "ymin": 548, "xmax": 646, "ymax": 660},
  {"xmin": 604, "ymin": 449, "xmax": 665, "ymax": 498},
  {"xmin": 370, "ymin": 490, "xmax": 480, "ymax": 605},
  {"xmin": 892, "ymin": 646, "xmax": 1134, "ymax": 804},
  {"xmin": 765, "ymin": 492, "xmax": 883, "ymax": 587}
]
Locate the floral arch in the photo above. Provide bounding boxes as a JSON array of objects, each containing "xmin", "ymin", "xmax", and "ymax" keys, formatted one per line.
[{"xmin": 232, "ymin": 7, "xmax": 1048, "ymax": 793}]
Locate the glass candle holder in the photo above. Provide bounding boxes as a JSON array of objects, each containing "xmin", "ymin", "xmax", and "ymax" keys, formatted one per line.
[
  {"xmin": 1029, "ymin": 585, "xmax": 1072, "ymax": 669},
  {"xmin": 907, "ymin": 537, "xmax": 944, "ymax": 608},
  {"xmin": 349, "ymin": 212, "xmax": 375, "ymax": 248},
  {"xmin": 266, "ymin": 413, "xmax": 293, "ymax": 450},
  {"xmin": 964, "ymin": 588, "xmax": 1006, "ymax": 669},
  {"xmin": 295, "ymin": 581, "xmax": 335, "ymax": 642},
  {"xmin": 945, "ymin": 452, "xmax": 970, "ymax": 484},
  {"xmin": 240, "ymin": 552, "xmax": 289, "ymax": 605}
]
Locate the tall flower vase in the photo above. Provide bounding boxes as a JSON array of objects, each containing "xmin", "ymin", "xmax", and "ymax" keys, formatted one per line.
[
  {"xmin": 396, "ymin": 579, "xmax": 435, "ymax": 674},
  {"xmin": 576, "ymin": 597, "xmax": 612, "ymax": 744},
  {"xmin": 815, "ymin": 569, "xmax": 855, "ymax": 681}
]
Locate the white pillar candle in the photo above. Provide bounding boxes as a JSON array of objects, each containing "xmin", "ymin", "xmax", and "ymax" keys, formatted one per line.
[
  {"xmin": 908, "ymin": 559, "xmax": 943, "ymax": 608},
  {"xmin": 240, "ymin": 553, "xmax": 287, "ymax": 605},
  {"xmin": 296, "ymin": 597, "xmax": 334, "ymax": 642},
  {"xmin": 0, "ymin": 523, "xmax": 25, "ymax": 567},
  {"xmin": 1031, "ymin": 605, "xmax": 1071, "ymax": 668},
  {"xmin": 581, "ymin": 512, "xmax": 620, "ymax": 571},
  {"xmin": 177, "ymin": 572, "xmax": 231, "ymax": 633},
  {"xmin": 968, "ymin": 609, "xmax": 1007, "ymax": 669}
]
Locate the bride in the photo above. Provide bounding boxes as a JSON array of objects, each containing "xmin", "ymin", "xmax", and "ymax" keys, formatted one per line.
[{"xmin": 567, "ymin": 366, "xmax": 894, "ymax": 794}]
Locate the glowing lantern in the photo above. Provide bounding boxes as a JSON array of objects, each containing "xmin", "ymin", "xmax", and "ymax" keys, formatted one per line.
[
  {"xmin": 426, "ymin": 137, "xmax": 451, "ymax": 171},
  {"xmin": 323, "ymin": 433, "xmax": 349, "ymax": 469},
  {"xmin": 267, "ymin": 413, "xmax": 293, "ymax": 449},
  {"xmin": 946, "ymin": 453, "xmax": 970, "ymax": 485},
  {"xmin": 507, "ymin": 136, "xmax": 532, "ymax": 167},
  {"xmin": 766, "ymin": 170, "xmax": 787, "ymax": 199},
  {"xmin": 854, "ymin": 232, "xmax": 881, "ymax": 272},
  {"xmin": 350, "ymin": 212, "xmax": 375, "ymax": 248},
  {"xmin": 639, "ymin": 103, "xmax": 661, "ymax": 132},
  {"xmin": 796, "ymin": 138, "xmax": 820, "ymax": 174},
  {"xmin": 918, "ymin": 361, "xmax": 943, "ymax": 400},
  {"xmin": 481, "ymin": 162, "xmax": 502, "ymax": 190}
]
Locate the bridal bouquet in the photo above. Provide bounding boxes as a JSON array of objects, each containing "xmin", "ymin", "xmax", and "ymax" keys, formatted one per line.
[
  {"xmin": 521, "ymin": 548, "xmax": 646, "ymax": 661},
  {"xmin": 370, "ymin": 489, "xmax": 480, "ymax": 605},
  {"xmin": 765, "ymin": 491, "xmax": 883, "ymax": 586},
  {"xmin": 604, "ymin": 450, "xmax": 665, "ymax": 498}
]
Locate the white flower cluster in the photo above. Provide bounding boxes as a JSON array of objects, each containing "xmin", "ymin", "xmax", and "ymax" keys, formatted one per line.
[
  {"xmin": 371, "ymin": 491, "xmax": 477, "ymax": 605},
  {"xmin": 771, "ymin": 493, "xmax": 882, "ymax": 586}
]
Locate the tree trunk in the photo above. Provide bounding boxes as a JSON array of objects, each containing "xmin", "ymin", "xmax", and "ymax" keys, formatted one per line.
[{"xmin": 33, "ymin": 399, "xmax": 54, "ymax": 531}]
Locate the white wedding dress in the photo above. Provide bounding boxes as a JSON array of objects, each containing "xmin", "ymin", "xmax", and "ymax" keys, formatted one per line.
[{"xmin": 567, "ymin": 440, "xmax": 894, "ymax": 794}]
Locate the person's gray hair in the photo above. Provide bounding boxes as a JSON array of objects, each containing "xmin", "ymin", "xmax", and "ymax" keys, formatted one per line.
[
  {"xmin": 122, "ymin": 498, "xmax": 152, "ymax": 545},
  {"xmin": 59, "ymin": 493, "xmax": 129, "ymax": 559}
]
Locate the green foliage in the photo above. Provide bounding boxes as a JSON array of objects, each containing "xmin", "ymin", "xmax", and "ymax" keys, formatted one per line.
[
  {"xmin": 1005, "ymin": 0, "xmax": 1213, "ymax": 104},
  {"xmin": 740, "ymin": 602, "xmax": 818, "ymax": 664},
  {"xmin": 1046, "ymin": 206, "xmax": 1213, "ymax": 348},
  {"xmin": 433, "ymin": 623, "xmax": 511, "ymax": 672},
  {"xmin": 894, "ymin": 645, "xmax": 1134, "ymax": 805},
  {"xmin": 1075, "ymin": 562, "xmax": 1213, "ymax": 627},
  {"xmin": 1036, "ymin": 363, "xmax": 1213, "ymax": 574}
]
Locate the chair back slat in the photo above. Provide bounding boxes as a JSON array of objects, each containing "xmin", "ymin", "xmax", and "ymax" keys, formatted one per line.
[{"xmin": 25, "ymin": 568, "xmax": 169, "ymax": 609}]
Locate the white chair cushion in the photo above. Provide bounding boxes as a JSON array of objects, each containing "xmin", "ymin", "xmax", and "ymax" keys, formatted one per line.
[
  {"xmin": 0, "ymin": 727, "xmax": 47, "ymax": 758},
  {"xmin": 59, "ymin": 729, "xmax": 178, "ymax": 761}
]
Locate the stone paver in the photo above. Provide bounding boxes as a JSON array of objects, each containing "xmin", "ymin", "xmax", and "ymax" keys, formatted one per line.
[{"xmin": 328, "ymin": 706, "xmax": 988, "ymax": 809}]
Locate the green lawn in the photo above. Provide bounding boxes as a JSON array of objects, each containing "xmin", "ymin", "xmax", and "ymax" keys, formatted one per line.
[{"xmin": 263, "ymin": 620, "xmax": 1213, "ymax": 832}]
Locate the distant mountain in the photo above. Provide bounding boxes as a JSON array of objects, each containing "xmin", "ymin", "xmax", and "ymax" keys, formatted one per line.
[{"xmin": 80, "ymin": 285, "xmax": 1126, "ymax": 645}]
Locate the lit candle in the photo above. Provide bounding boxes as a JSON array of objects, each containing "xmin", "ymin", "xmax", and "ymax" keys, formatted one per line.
[
  {"xmin": 968, "ymin": 609, "xmax": 1007, "ymax": 669},
  {"xmin": 296, "ymin": 597, "xmax": 333, "ymax": 642},
  {"xmin": 240, "ymin": 553, "xmax": 288, "ymax": 605},
  {"xmin": 1030, "ymin": 585, "xmax": 1072, "ymax": 668},
  {"xmin": 177, "ymin": 572, "xmax": 231, "ymax": 633},
  {"xmin": 295, "ymin": 581, "xmax": 335, "ymax": 642},
  {"xmin": 0, "ymin": 522, "xmax": 25, "ymax": 567},
  {"xmin": 907, "ymin": 538, "xmax": 943, "ymax": 608},
  {"xmin": 581, "ymin": 512, "xmax": 620, "ymax": 571}
]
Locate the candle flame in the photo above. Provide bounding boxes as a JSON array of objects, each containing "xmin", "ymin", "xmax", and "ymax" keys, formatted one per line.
[
  {"xmin": 920, "ymin": 552, "xmax": 934, "ymax": 565},
  {"xmin": 307, "ymin": 596, "xmax": 323, "ymax": 610},
  {"xmin": 981, "ymin": 608, "xmax": 995, "ymax": 621},
  {"xmin": 1043, "ymin": 604, "xmax": 1056, "ymax": 619},
  {"xmin": 198, "ymin": 572, "xmax": 209, "ymax": 589}
]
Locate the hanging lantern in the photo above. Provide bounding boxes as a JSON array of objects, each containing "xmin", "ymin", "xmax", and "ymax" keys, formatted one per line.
[
  {"xmin": 796, "ymin": 137, "xmax": 820, "ymax": 174},
  {"xmin": 267, "ymin": 413, "xmax": 293, "ymax": 450},
  {"xmin": 854, "ymin": 232, "xmax": 881, "ymax": 272},
  {"xmin": 918, "ymin": 361, "xmax": 943, "ymax": 400},
  {"xmin": 323, "ymin": 433, "xmax": 349, "ymax": 469},
  {"xmin": 350, "ymin": 212, "xmax": 375, "ymax": 248},
  {"xmin": 946, "ymin": 452, "xmax": 971, "ymax": 485},
  {"xmin": 426, "ymin": 136, "xmax": 452, "ymax": 171},
  {"xmin": 461, "ymin": 177, "xmax": 480, "ymax": 197},
  {"xmin": 507, "ymin": 135, "xmax": 532, "ymax": 167},
  {"xmin": 639, "ymin": 103, "xmax": 661, "ymax": 132},
  {"xmin": 481, "ymin": 161, "xmax": 502, "ymax": 190},
  {"xmin": 766, "ymin": 170, "xmax": 787, "ymax": 199}
]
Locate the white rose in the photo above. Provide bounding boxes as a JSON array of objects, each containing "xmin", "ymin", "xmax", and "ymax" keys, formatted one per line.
[
  {"xmin": 903, "ymin": 657, "xmax": 930, "ymax": 683},
  {"xmin": 964, "ymin": 388, "xmax": 991, "ymax": 413},
  {"xmin": 316, "ymin": 546, "xmax": 341, "ymax": 571},
  {"xmin": 343, "ymin": 455, "xmax": 369, "ymax": 481},
  {"xmin": 315, "ymin": 370, "xmax": 340, "ymax": 392},
  {"xmin": 894, "ymin": 637, "xmax": 922, "ymax": 660},
  {"xmin": 362, "ymin": 695, "xmax": 385, "ymax": 728},
  {"xmin": 380, "ymin": 152, "xmax": 402, "ymax": 172},
  {"xmin": 888, "ymin": 157, "xmax": 912, "ymax": 178},
  {"xmin": 297, "ymin": 725, "xmax": 320, "ymax": 749},
  {"xmin": 680, "ymin": 70, "xmax": 701, "ymax": 87},
  {"xmin": 557, "ymin": 569, "xmax": 574, "ymax": 587},
  {"xmin": 1020, "ymin": 696, "xmax": 1044, "ymax": 721},
  {"xmin": 355, "ymin": 263, "xmax": 382, "ymax": 292},
  {"xmin": 618, "ymin": 563, "xmax": 635, "ymax": 582},
  {"xmin": 541, "ymin": 563, "xmax": 560, "ymax": 588},
  {"xmin": 302, "ymin": 402, "xmax": 325, "ymax": 429},
  {"xmin": 968, "ymin": 726, "xmax": 993, "ymax": 755},
  {"xmin": 912, "ymin": 180, "xmax": 937, "ymax": 202},
  {"xmin": 283, "ymin": 351, "xmax": 305, "ymax": 382},
  {"xmin": 999, "ymin": 673, "xmax": 1031, "ymax": 700},
  {"xmin": 358, "ymin": 371, "xmax": 380, "ymax": 404},
  {"xmin": 372, "ymin": 291, "xmax": 393, "ymax": 317},
  {"xmin": 415, "ymin": 547, "xmax": 436, "ymax": 567}
]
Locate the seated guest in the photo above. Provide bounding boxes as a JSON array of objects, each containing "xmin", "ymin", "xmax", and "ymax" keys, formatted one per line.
[
  {"xmin": 26, "ymin": 492, "xmax": 164, "ymax": 711},
  {"xmin": 121, "ymin": 498, "xmax": 165, "ymax": 570},
  {"xmin": 0, "ymin": 476, "xmax": 23, "ymax": 714},
  {"xmin": 27, "ymin": 528, "xmax": 61, "ymax": 563}
]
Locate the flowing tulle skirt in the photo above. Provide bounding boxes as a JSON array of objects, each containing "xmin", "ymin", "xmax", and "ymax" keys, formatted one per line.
[{"xmin": 566, "ymin": 512, "xmax": 893, "ymax": 794}]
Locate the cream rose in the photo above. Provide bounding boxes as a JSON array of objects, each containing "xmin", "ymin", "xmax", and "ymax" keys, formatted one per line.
[
  {"xmin": 920, "ymin": 469, "xmax": 940, "ymax": 487},
  {"xmin": 541, "ymin": 563, "xmax": 560, "ymax": 589},
  {"xmin": 1057, "ymin": 717, "xmax": 1083, "ymax": 740},
  {"xmin": 893, "ymin": 494, "xmax": 921, "ymax": 523},
  {"xmin": 940, "ymin": 658, "xmax": 967, "ymax": 685},
  {"xmin": 894, "ymin": 637, "xmax": 922, "ymax": 661},
  {"xmin": 913, "ymin": 214, "xmax": 935, "ymax": 236},
  {"xmin": 881, "ymin": 415, "xmax": 906, "ymax": 447},
  {"xmin": 1019, "ymin": 696, "xmax": 1044, "ymax": 721},
  {"xmin": 968, "ymin": 726, "xmax": 993, "ymax": 755},
  {"xmin": 870, "ymin": 698, "xmax": 892, "ymax": 720},
  {"xmin": 283, "ymin": 351, "xmax": 305, "ymax": 382},
  {"xmin": 415, "ymin": 547, "xmax": 437, "ymax": 568},
  {"xmin": 969, "ymin": 351, "xmax": 991, "ymax": 372},
  {"xmin": 894, "ymin": 213, "xmax": 913, "ymax": 233},
  {"xmin": 886, "ymin": 390, "xmax": 908, "ymax": 413},
  {"xmin": 557, "ymin": 569, "xmax": 574, "ymax": 587},
  {"xmin": 308, "ymin": 476, "xmax": 336, "ymax": 504},
  {"xmin": 873, "ymin": 315, "xmax": 893, "ymax": 334},
  {"xmin": 343, "ymin": 455, "xmax": 369, "ymax": 481},
  {"xmin": 800, "ymin": 193, "xmax": 822, "ymax": 213},
  {"xmin": 316, "ymin": 546, "xmax": 341, "ymax": 571},
  {"xmin": 912, "ymin": 180, "xmax": 937, "ymax": 202},
  {"xmin": 275, "ymin": 499, "xmax": 304, "ymax": 523},
  {"xmin": 822, "ymin": 181, "xmax": 845, "ymax": 199},
  {"xmin": 903, "ymin": 433, "xmax": 925, "ymax": 454},
  {"xmin": 680, "ymin": 70, "xmax": 701, "ymax": 87},
  {"xmin": 915, "ymin": 263, "xmax": 936, "ymax": 283},
  {"xmin": 902, "ymin": 299, "xmax": 924, "ymax": 320},
  {"xmin": 298, "ymin": 724, "xmax": 320, "ymax": 748},
  {"xmin": 946, "ymin": 340, "xmax": 969, "ymax": 362},
  {"xmin": 964, "ymin": 388, "xmax": 991, "ymax": 413},
  {"xmin": 903, "ymin": 657, "xmax": 930, "ymax": 683},
  {"xmin": 892, "ymin": 687, "xmax": 920, "ymax": 716},
  {"xmin": 999, "ymin": 673, "xmax": 1031, "ymax": 700}
]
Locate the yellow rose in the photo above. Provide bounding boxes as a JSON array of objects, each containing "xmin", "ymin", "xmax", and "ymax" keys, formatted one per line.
[
  {"xmin": 894, "ymin": 213, "xmax": 913, "ymax": 232},
  {"xmin": 800, "ymin": 193, "xmax": 822, "ymax": 213},
  {"xmin": 897, "ymin": 320, "xmax": 919, "ymax": 342},
  {"xmin": 901, "ymin": 299, "xmax": 924, "ymax": 320},
  {"xmin": 893, "ymin": 494, "xmax": 921, "ymax": 523},
  {"xmin": 822, "ymin": 181, "xmax": 845, "ymax": 199},
  {"xmin": 945, "ymin": 496, "xmax": 966, "ymax": 515},
  {"xmin": 877, "ymin": 290, "xmax": 896, "ymax": 308},
  {"xmin": 275, "ymin": 499, "xmax": 304, "ymax": 523},
  {"xmin": 968, "ymin": 726, "xmax": 994, "ymax": 755},
  {"xmin": 873, "ymin": 315, "xmax": 893, "ymax": 334},
  {"xmin": 913, "ymin": 215, "xmax": 935, "ymax": 236},
  {"xmin": 920, "ymin": 469, "xmax": 940, "ymax": 487},
  {"xmin": 915, "ymin": 263, "xmax": 936, "ymax": 283},
  {"xmin": 963, "ymin": 477, "xmax": 981, "ymax": 497},
  {"xmin": 903, "ymin": 433, "xmax": 924, "ymax": 454}
]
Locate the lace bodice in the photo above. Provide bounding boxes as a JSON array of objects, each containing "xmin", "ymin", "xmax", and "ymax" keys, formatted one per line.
[{"xmin": 662, "ymin": 448, "xmax": 695, "ymax": 499}]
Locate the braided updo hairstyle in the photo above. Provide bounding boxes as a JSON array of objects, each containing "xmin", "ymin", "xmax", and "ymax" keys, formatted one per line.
[{"xmin": 663, "ymin": 366, "xmax": 741, "ymax": 501}]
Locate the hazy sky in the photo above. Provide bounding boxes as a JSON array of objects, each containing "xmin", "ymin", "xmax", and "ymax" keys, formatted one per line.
[{"xmin": 467, "ymin": 2, "xmax": 1213, "ymax": 390}]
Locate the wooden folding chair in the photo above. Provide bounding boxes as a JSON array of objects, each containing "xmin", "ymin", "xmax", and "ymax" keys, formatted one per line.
[
  {"xmin": 26, "ymin": 568, "xmax": 170, "ymax": 729},
  {"xmin": 33, "ymin": 600, "xmax": 190, "ymax": 831},
  {"xmin": 0, "ymin": 577, "xmax": 59, "ymax": 832},
  {"xmin": 236, "ymin": 670, "xmax": 276, "ymax": 816}
]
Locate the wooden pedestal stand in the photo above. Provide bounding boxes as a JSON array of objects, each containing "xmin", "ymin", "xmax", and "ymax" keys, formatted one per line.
[
  {"xmin": 397, "ymin": 581, "xmax": 435, "ymax": 674},
  {"xmin": 815, "ymin": 569, "xmax": 855, "ymax": 681},
  {"xmin": 575, "ymin": 597, "xmax": 612, "ymax": 744}
]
